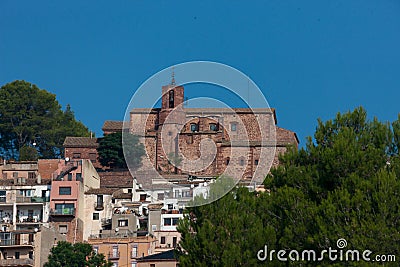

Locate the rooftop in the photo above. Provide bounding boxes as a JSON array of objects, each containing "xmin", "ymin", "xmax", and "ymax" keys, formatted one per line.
[
  {"xmin": 102, "ymin": 121, "xmax": 124, "ymax": 132},
  {"xmin": 137, "ymin": 249, "xmax": 177, "ymax": 262},
  {"xmin": 63, "ymin": 137, "xmax": 98, "ymax": 148}
]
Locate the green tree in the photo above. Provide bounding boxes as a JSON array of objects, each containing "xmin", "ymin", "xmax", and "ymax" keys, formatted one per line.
[
  {"xmin": 19, "ymin": 145, "xmax": 38, "ymax": 161},
  {"xmin": 97, "ymin": 132, "xmax": 145, "ymax": 169},
  {"xmin": 44, "ymin": 241, "xmax": 112, "ymax": 267},
  {"xmin": 177, "ymin": 107, "xmax": 400, "ymax": 266},
  {"xmin": 0, "ymin": 80, "xmax": 90, "ymax": 159}
]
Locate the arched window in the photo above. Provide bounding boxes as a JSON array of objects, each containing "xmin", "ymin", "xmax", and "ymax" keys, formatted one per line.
[
  {"xmin": 209, "ymin": 123, "xmax": 218, "ymax": 131},
  {"xmin": 226, "ymin": 157, "xmax": 230, "ymax": 165},
  {"xmin": 190, "ymin": 123, "xmax": 198, "ymax": 132},
  {"xmin": 169, "ymin": 90, "xmax": 174, "ymax": 108}
]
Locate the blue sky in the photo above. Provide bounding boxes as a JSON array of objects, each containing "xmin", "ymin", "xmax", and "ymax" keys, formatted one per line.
[{"xmin": 1, "ymin": 1, "xmax": 399, "ymax": 146}]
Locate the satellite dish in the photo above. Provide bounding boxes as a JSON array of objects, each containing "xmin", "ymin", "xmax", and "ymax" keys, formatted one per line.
[
  {"xmin": 65, "ymin": 157, "xmax": 70, "ymax": 162},
  {"xmin": 115, "ymin": 227, "xmax": 119, "ymax": 232}
]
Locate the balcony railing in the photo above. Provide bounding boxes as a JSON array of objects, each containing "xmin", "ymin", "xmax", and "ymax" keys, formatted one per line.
[
  {"xmin": 0, "ymin": 217, "xmax": 13, "ymax": 224},
  {"xmin": 0, "ymin": 239, "xmax": 34, "ymax": 246},
  {"xmin": 15, "ymin": 196, "xmax": 50, "ymax": 203},
  {"xmin": 0, "ymin": 258, "xmax": 34, "ymax": 266},
  {"xmin": 17, "ymin": 217, "xmax": 42, "ymax": 223},
  {"xmin": 101, "ymin": 218, "xmax": 112, "ymax": 226},
  {"xmin": 89, "ymin": 229, "xmax": 136, "ymax": 239},
  {"xmin": 50, "ymin": 208, "xmax": 75, "ymax": 216},
  {"xmin": 107, "ymin": 251, "xmax": 120, "ymax": 260}
]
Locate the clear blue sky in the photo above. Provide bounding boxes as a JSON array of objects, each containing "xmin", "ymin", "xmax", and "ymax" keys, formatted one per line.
[{"xmin": 1, "ymin": 1, "xmax": 399, "ymax": 146}]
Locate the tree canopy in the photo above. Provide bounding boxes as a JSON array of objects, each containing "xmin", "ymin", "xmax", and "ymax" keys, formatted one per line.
[
  {"xmin": 97, "ymin": 132, "xmax": 145, "ymax": 169},
  {"xmin": 0, "ymin": 80, "xmax": 90, "ymax": 159},
  {"xmin": 177, "ymin": 107, "xmax": 400, "ymax": 266},
  {"xmin": 44, "ymin": 241, "xmax": 112, "ymax": 267}
]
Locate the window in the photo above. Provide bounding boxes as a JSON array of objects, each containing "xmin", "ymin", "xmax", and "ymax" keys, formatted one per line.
[
  {"xmin": 152, "ymin": 224, "xmax": 157, "ymax": 231},
  {"xmin": 19, "ymin": 189, "xmax": 32, "ymax": 197},
  {"xmin": 226, "ymin": 157, "xmax": 230, "ymax": 165},
  {"xmin": 131, "ymin": 244, "xmax": 138, "ymax": 257},
  {"xmin": 209, "ymin": 123, "xmax": 218, "ymax": 131},
  {"xmin": 2, "ymin": 173, "xmax": 7, "ymax": 179},
  {"xmin": 93, "ymin": 246, "xmax": 99, "ymax": 254},
  {"xmin": 0, "ymin": 190, "xmax": 6, "ymax": 203},
  {"xmin": 67, "ymin": 173, "xmax": 72, "ymax": 181},
  {"xmin": 28, "ymin": 172, "xmax": 36, "ymax": 179},
  {"xmin": 96, "ymin": 195, "xmax": 104, "ymax": 207},
  {"xmin": 29, "ymin": 251, "xmax": 33, "ymax": 259},
  {"xmin": 59, "ymin": 187, "xmax": 71, "ymax": 195},
  {"xmin": 169, "ymin": 90, "xmax": 174, "ymax": 108},
  {"xmin": 76, "ymin": 173, "xmax": 82, "ymax": 181},
  {"xmin": 187, "ymin": 135, "xmax": 193, "ymax": 144},
  {"xmin": 150, "ymin": 264, "xmax": 155, "ymax": 267},
  {"xmin": 72, "ymin": 153, "xmax": 81, "ymax": 159},
  {"xmin": 118, "ymin": 219, "xmax": 128, "ymax": 227},
  {"xmin": 172, "ymin": 218, "xmax": 179, "ymax": 225},
  {"xmin": 161, "ymin": 236, "xmax": 166, "ymax": 244},
  {"xmin": 190, "ymin": 123, "xmax": 198, "ymax": 132},
  {"xmin": 131, "ymin": 262, "xmax": 137, "ymax": 267},
  {"xmin": 112, "ymin": 262, "xmax": 118, "ymax": 267},
  {"xmin": 93, "ymin": 213, "xmax": 99, "ymax": 220},
  {"xmin": 59, "ymin": 225, "xmax": 68, "ymax": 234},
  {"xmin": 173, "ymin": 236, "xmax": 178, "ymax": 248},
  {"xmin": 140, "ymin": 194, "xmax": 147, "ymax": 202},
  {"xmin": 254, "ymin": 159, "xmax": 259, "ymax": 165},
  {"xmin": 15, "ymin": 251, "xmax": 20, "ymax": 259},
  {"xmin": 112, "ymin": 246, "xmax": 119, "ymax": 258},
  {"xmin": 55, "ymin": 203, "xmax": 74, "ymax": 215},
  {"xmin": 182, "ymin": 190, "xmax": 191, "ymax": 197},
  {"xmin": 239, "ymin": 158, "xmax": 245, "ymax": 166},
  {"xmin": 164, "ymin": 218, "xmax": 172, "ymax": 226},
  {"xmin": 231, "ymin": 122, "xmax": 237, "ymax": 131},
  {"xmin": 157, "ymin": 193, "xmax": 164, "ymax": 200},
  {"xmin": 89, "ymin": 153, "xmax": 97, "ymax": 163},
  {"xmin": 13, "ymin": 172, "xmax": 18, "ymax": 178}
]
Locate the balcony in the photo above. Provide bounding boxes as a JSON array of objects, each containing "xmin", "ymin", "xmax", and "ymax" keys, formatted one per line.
[
  {"xmin": 0, "ymin": 258, "xmax": 34, "ymax": 266},
  {"xmin": 15, "ymin": 196, "xmax": 49, "ymax": 203},
  {"xmin": 50, "ymin": 208, "xmax": 75, "ymax": 216},
  {"xmin": 107, "ymin": 251, "xmax": 120, "ymax": 260},
  {"xmin": 0, "ymin": 217, "xmax": 13, "ymax": 224},
  {"xmin": 0, "ymin": 239, "xmax": 34, "ymax": 247},
  {"xmin": 17, "ymin": 216, "xmax": 42, "ymax": 224},
  {"xmin": 101, "ymin": 218, "xmax": 112, "ymax": 226},
  {"xmin": 89, "ymin": 229, "xmax": 136, "ymax": 239}
]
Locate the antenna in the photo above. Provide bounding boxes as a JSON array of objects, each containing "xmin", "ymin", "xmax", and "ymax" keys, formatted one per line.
[
  {"xmin": 171, "ymin": 66, "xmax": 176, "ymax": 86},
  {"xmin": 247, "ymin": 76, "xmax": 250, "ymax": 108}
]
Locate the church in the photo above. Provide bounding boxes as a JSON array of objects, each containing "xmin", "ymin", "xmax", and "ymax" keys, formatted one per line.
[{"xmin": 126, "ymin": 80, "xmax": 299, "ymax": 184}]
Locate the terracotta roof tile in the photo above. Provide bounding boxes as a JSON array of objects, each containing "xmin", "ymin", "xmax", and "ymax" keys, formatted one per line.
[
  {"xmin": 102, "ymin": 121, "xmax": 124, "ymax": 131},
  {"xmin": 99, "ymin": 171, "xmax": 133, "ymax": 188},
  {"xmin": 85, "ymin": 188, "xmax": 119, "ymax": 195},
  {"xmin": 63, "ymin": 137, "xmax": 99, "ymax": 148},
  {"xmin": 0, "ymin": 178, "xmax": 51, "ymax": 186}
]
